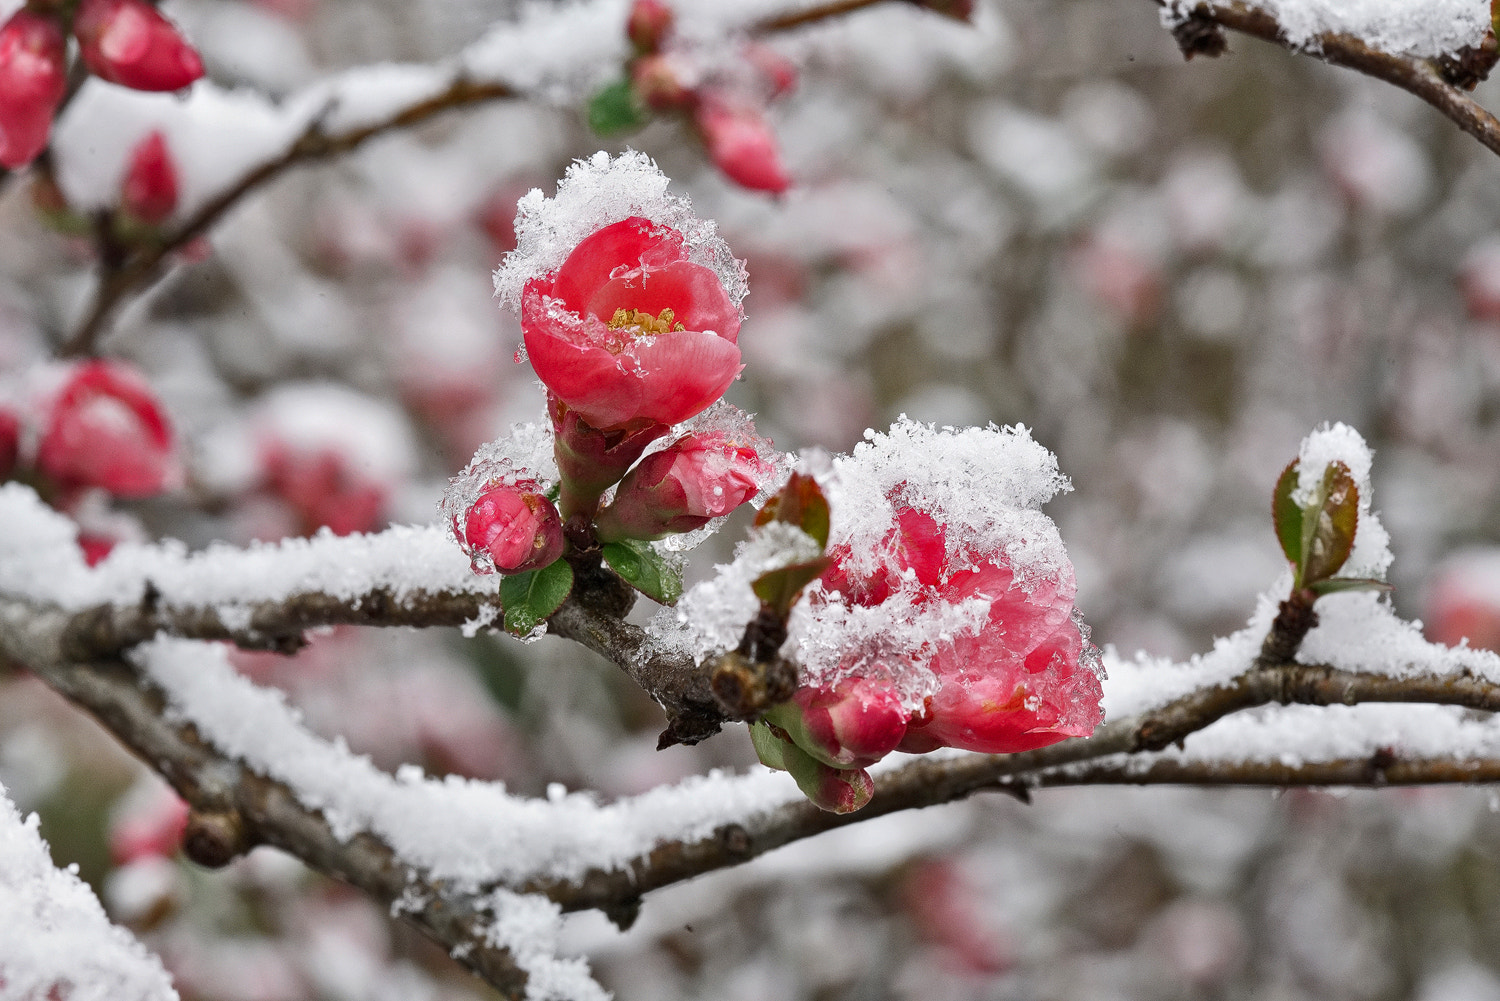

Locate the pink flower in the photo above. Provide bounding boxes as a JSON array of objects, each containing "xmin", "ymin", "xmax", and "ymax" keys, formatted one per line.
[
  {"xmin": 110, "ymin": 785, "xmax": 189, "ymax": 865},
  {"xmin": 75, "ymin": 0, "xmax": 204, "ymax": 92},
  {"xmin": 120, "ymin": 130, "xmax": 179, "ymax": 225},
  {"xmin": 459, "ymin": 483, "xmax": 566, "ymax": 575},
  {"xmin": 694, "ymin": 95, "xmax": 791, "ymax": 195},
  {"xmin": 37, "ymin": 360, "xmax": 177, "ymax": 499},
  {"xmin": 594, "ymin": 429, "xmax": 771, "ymax": 541},
  {"xmin": 816, "ymin": 502, "xmax": 1102, "ymax": 758},
  {"xmin": 0, "ymin": 9, "xmax": 67, "ymax": 169},
  {"xmin": 520, "ymin": 216, "xmax": 743, "ymax": 430}
]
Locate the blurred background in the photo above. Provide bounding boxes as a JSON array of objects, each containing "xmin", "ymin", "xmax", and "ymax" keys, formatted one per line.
[{"xmin": 7, "ymin": 0, "xmax": 1500, "ymax": 997}]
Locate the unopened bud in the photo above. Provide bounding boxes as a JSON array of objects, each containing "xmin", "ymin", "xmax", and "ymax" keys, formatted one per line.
[
  {"xmin": 550, "ymin": 397, "xmax": 669, "ymax": 520},
  {"xmin": 121, "ymin": 130, "xmax": 179, "ymax": 226},
  {"xmin": 763, "ymin": 678, "xmax": 908, "ymax": 769},
  {"xmin": 694, "ymin": 95, "xmax": 791, "ymax": 195},
  {"xmin": 753, "ymin": 723, "xmax": 874, "ymax": 814},
  {"xmin": 75, "ymin": 0, "xmax": 205, "ymax": 92},
  {"xmin": 0, "ymin": 9, "xmax": 68, "ymax": 169},
  {"xmin": 463, "ymin": 484, "xmax": 566, "ymax": 574},
  {"xmin": 595, "ymin": 430, "xmax": 770, "ymax": 542},
  {"xmin": 626, "ymin": 0, "xmax": 674, "ymax": 53},
  {"xmin": 631, "ymin": 53, "xmax": 696, "ymax": 111}
]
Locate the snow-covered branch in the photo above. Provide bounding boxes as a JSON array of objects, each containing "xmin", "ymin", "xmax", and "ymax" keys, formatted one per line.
[{"xmin": 1156, "ymin": 0, "xmax": 1500, "ymax": 157}]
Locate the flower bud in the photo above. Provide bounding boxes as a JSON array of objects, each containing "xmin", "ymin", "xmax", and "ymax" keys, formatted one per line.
[
  {"xmin": 626, "ymin": 0, "xmax": 674, "ymax": 53},
  {"xmin": 763, "ymin": 677, "xmax": 909, "ymax": 769},
  {"xmin": 75, "ymin": 0, "xmax": 205, "ymax": 92},
  {"xmin": 37, "ymin": 360, "xmax": 177, "ymax": 498},
  {"xmin": 120, "ymin": 130, "xmax": 179, "ymax": 225},
  {"xmin": 595, "ymin": 430, "xmax": 770, "ymax": 542},
  {"xmin": 0, "ymin": 407, "xmax": 18, "ymax": 481},
  {"xmin": 462, "ymin": 484, "xmax": 566, "ymax": 575},
  {"xmin": 752, "ymin": 722, "xmax": 873, "ymax": 814},
  {"xmin": 0, "ymin": 9, "xmax": 67, "ymax": 169},
  {"xmin": 694, "ymin": 94, "xmax": 791, "ymax": 194},
  {"xmin": 550, "ymin": 397, "xmax": 669, "ymax": 520},
  {"xmin": 630, "ymin": 52, "xmax": 696, "ymax": 112}
]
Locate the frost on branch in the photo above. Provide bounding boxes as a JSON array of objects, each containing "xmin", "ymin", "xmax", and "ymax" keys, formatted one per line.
[{"xmin": 0, "ymin": 783, "xmax": 179, "ymax": 1001}]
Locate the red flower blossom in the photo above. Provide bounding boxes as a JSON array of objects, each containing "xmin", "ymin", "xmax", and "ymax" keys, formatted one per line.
[
  {"xmin": 0, "ymin": 9, "xmax": 67, "ymax": 169},
  {"xmin": 261, "ymin": 443, "xmax": 387, "ymax": 537},
  {"xmin": 460, "ymin": 482, "xmax": 566, "ymax": 575},
  {"xmin": 594, "ymin": 428, "xmax": 771, "ymax": 541},
  {"xmin": 36, "ymin": 360, "xmax": 177, "ymax": 499},
  {"xmin": 817, "ymin": 504, "xmax": 1102, "ymax": 758},
  {"xmin": 121, "ymin": 130, "xmax": 179, "ymax": 225},
  {"xmin": 75, "ymin": 0, "xmax": 204, "ymax": 92},
  {"xmin": 520, "ymin": 216, "xmax": 742, "ymax": 430}
]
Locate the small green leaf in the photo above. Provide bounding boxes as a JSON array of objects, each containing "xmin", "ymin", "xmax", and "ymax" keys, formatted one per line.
[
  {"xmin": 751, "ymin": 558, "xmax": 831, "ymax": 618},
  {"xmin": 1308, "ymin": 577, "xmax": 1392, "ymax": 597},
  {"xmin": 586, "ymin": 78, "xmax": 649, "ymax": 137},
  {"xmin": 602, "ymin": 538, "xmax": 683, "ymax": 605},
  {"xmin": 1272, "ymin": 459, "xmax": 1303, "ymax": 573},
  {"xmin": 499, "ymin": 559, "xmax": 574, "ymax": 636},
  {"xmin": 1302, "ymin": 461, "xmax": 1359, "ymax": 585},
  {"xmin": 754, "ymin": 472, "xmax": 830, "ymax": 550}
]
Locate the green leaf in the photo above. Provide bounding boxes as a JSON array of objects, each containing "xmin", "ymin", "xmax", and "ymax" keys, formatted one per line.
[
  {"xmin": 602, "ymin": 539, "xmax": 683, "ymax": 605},
  {"xmin": 499, "ymin": 559, "xmax": 574, "ymax": 636},
  {"xmin": 1308, "ymin": 577, "xmax": 1393, "ymax": 597},
  {"xmin": 1272, "ymin": 459, "xmax": 1303, "ymax": 573},
  {"xmin": 586, "ymin": 78, "xmax": 649, "ymax": 137},
  {"xmin": 1302, "ymin": 461, "xmax": 1359, "ymax": 585},
  {"xmin": 751, "ymin": 558, "xmax": 831, "ymax": 618},
  {"xmin": 754, "ymin": 471, "xmax": 830, "ymax": 550}
]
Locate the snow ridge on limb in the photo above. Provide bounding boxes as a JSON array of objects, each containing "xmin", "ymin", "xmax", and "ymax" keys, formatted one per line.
[{"xmin": 0, "ymin": 783, "xmax": 179, "ymax": 1001}]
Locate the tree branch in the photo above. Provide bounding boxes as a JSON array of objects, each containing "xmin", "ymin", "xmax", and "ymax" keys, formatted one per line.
[
  {"xmin": 1157, "ymin": 1, "xmax": 1500, "ymax": 158},
  {"xmin": 0, "ymin": 596, "xmax": 534, "ymax": 998}
]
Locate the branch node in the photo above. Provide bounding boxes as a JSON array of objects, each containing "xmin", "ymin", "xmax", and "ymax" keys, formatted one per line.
[
  {"xmin": 1170, "ymin": 6, "xmax": 1229, "ymax": 60},
  {"xmin": 600, "ymin": 896, "xmax": 642, "ymax": 931},
  {"xmin": 183, "ymin": 809, "xmax": 252, "ymax": 869},
  {"xmin": 1436, "ymin": 34, "xmax": 1499, "ymax": 90}
]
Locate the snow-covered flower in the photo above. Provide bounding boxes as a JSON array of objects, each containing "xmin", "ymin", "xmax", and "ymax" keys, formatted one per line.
[
  {"xmin": 0, "ymin": 9, "xmax": 67, "ymax": 169},
  {"xmin": 36, "ymin": 360, "xmax": 178, "ymax": 499},
  {"xmin": 519, "ymin": 215, "xmax": 743, "ymax": 430},
  {"xmin": 459, "ymin": 482, "xmax": 566, "ymax": 575},
  {"xmin": 74, "ymin": 0, "xmax": 204, "ymax": 92}
]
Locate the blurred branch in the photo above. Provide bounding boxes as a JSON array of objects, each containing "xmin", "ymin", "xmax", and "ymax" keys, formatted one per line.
[
  {"xmin": 0, "ymin": 596, "xmax": 534, "ymax": 999},
  {"xmin": 1158, "ymin": 1, "xmax": 1500, "ymax": 157},
  {"xmin": 56, "ymin": 0, "xmax": 912, "ymax": 356}
]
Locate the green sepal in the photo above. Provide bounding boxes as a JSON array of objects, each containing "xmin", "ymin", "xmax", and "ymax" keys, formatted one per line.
[
  {"xmin": 754, "ymin": 471, "xmax": 831, "ymax": 550},
  {"xmin": 751, "ymin": 558, "xmax": 831, "ymax": 619},
  {"xmin": 749, "ymin": 720, "xmax": 789, "ymax": 771},
  {"xmin": 499, "ymin": 558, "xmax": 574, "ymax": 636},
  {"xmin": 586, "ymin": 78, "xmax": 649, "ymax": 137},
  {"xmin": 1307, "ymin": 577, "xmax": 1393, "ymax": 598},
  {"xmin": 602, "ymin": 538, "xmax": 683, "ymax": 605}
]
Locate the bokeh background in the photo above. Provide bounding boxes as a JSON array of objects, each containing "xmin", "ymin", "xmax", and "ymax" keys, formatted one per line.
[{"xmin": 7, "ymin": 0, "xmax": 1500, "ymax": 997}]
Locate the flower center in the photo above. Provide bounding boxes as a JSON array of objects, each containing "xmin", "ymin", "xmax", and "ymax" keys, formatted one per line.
[{"xmin": 607, "ymin": 307, "xmax": 686, "ymax": 336}]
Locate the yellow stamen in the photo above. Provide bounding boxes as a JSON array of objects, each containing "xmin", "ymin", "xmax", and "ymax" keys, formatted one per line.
[{"xmin": 606, "ymin": 306, "xmax": 686, "ymax": 335}]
